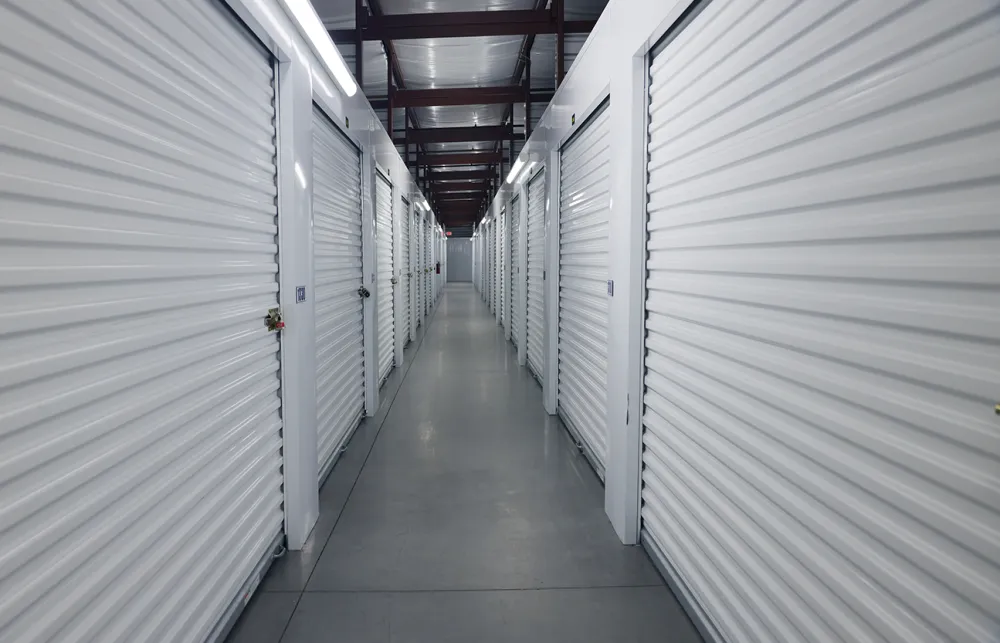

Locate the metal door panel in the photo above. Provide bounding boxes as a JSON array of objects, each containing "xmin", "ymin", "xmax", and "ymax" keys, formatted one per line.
[
  {"xmin": 525, "ymin": 169, "xmax": 547, "ymax": 381},
  {"xmin": 0, "ymin": 1, "xmax": 283, "ymax": 640},
  {"xmin": 640, "ymin": 2, "xmax": 1000, "ymax": 641},
  {"xmin": 313, "ymin": 109, "xmax": 365, "ymax": 476},
  {"xmin": 558, "ymin": 103, "xmax": 611, "ymax": 475}
]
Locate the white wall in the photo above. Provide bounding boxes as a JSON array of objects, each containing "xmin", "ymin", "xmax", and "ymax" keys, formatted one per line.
[
  {"xmin": 480, "ymin": 0, "xmax": 700, "ymax": 546},
  {"xmin": 447, "ymin": 239, "xmax": 473, "ymax": 282},
  {"xmin": 226, "ymin": 0, "xmax": 436, "ymax": 551}
]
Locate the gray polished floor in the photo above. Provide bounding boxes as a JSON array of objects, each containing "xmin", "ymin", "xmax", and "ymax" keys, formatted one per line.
[{"xmin": 227, "ymin": 283, "xmax": 701, "ymax": 643}]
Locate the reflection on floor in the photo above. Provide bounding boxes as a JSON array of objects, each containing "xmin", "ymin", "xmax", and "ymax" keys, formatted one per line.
[{"xmin": 226, "ymin": 283, "xmax": 702, "ymax": 643}]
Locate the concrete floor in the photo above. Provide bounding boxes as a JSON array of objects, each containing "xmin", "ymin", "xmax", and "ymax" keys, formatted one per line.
[{"xmin": 226, "ymin": 283, "xmax": 702, "ymax": 643}]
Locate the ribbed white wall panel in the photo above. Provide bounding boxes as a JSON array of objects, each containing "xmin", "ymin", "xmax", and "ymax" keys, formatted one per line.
[
  {"xmin": 510, "ymin": 196, "xmax": 523, "ymax": 348},
  {"xmin": 401, "ymin": 197, "xmax": 411, "ymax": 344},
  {"xmin": 313, "ymin": 109, "xmax": 365, "ymax": 475},
  {"xmin": 640, "ymin": 2, "xmax": 1000, "ymax": 642},
  {"xmin": 375, "ymin": 172, "xmax": 394, "ymax": 384},
  {"xmin": 558, "ymin": 102, "xmax": 611, "ymax": 476},
  {"xmin": 0, "ymin": 1, "xmax": 283, "ymax": 641},
  {"xmin": 525, "ymin": 170, "xmax": 547, "ymax": 381}
]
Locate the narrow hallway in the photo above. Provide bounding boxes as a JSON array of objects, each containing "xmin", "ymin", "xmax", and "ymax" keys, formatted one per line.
[{"xmin": 227, "ymin": 284, "xmax": 701, "ymax": 642}]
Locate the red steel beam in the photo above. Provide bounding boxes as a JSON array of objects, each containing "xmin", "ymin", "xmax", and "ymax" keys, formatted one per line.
[
  {"xmin": 358, "ymin": 11, "xmax": 596, "ymax": 40},
  {"xmin": 431, "ymin": 185, "xmax": 490, "ymax": 194},
  {"xmin": 435, "ymin": 195, "xmax": 482, "ymax": 203},
  {"xmin": 430, "ymin": 170, "xmax": 494, "ymax": 181},
  {"xmin": 403, "ymin": 125, "xmax": 515, "ymax": 145},
  {"xmin": 394, "ymin": 86, "xmax": 522, "ymax": 108},
  {"xmin": 370, "ymin": 90, "xmax": 552, "ymax": 111},
  {"xmin": 418, "ymin": 151, "xmax": 503, "ymax": 166}
]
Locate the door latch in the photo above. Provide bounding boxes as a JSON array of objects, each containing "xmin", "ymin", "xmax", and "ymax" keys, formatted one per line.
[
  {"xmin": 265, "ymin": 307, "xmax": 284, "ymax": 332},
  {"xmin": 357, "ymin": 286, "xmax": 371, "ymax": 298},
  {"xmin": 391, "ymin": 276, "xmax": 398, "ymax": 285}
]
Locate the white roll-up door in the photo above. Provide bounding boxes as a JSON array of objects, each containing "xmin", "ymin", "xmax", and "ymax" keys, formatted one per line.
[
  {"xmin": 640, "ymin": 2, "xmax": 1000, "ymax": 643},
  {"xmin": 491, "ymin": 220, "xmax": 498, "ymax": 316},
  {"xmin": 485, "ymin": 222, "xmax": 492, "ymax": 311},
  {"xmin": 0, "ymin": 1, "xmax": 284, "ymax": 641},
  {"xmin": 426, "ymin": 220, "xmax": 433, "ymax": 310},
  {"xmin": 426, "ymin": 220, "xmax": 432, "ymax": 310},
  {"xmin": 499, "ymin": 207, "xmax": 507, "ymax": 329},
  {"xmin": 558, "ymin": 101, "xmax": 611, "ymax": 476},
  {"xmin": 313, "ymin": 108, "xmax": 365, "ymax": 478},
  {"xmin": 375, "ymin": 171, "xmax": 394, "ymax": 384},
  {"xmin": 510, "ymin": 196, "xmax": 522, "ymax": 348},
  {"xmin": 415, "ymin": 213, "xmax": 423, "ymax": 327},
  {"xmin": 401, "ymin": 197, "xmax": 411, "ymax": 345},
  {"xmin": 525, "ymin": 169, "xmax": 547, "ymax": 381}
]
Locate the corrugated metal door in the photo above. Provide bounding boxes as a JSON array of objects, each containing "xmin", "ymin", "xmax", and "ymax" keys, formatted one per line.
[
  {"xmin": 401, "ymin": 197, "xmax": 411, "ymax": 344},
  {"xmin": 525, "ymin": 169, "xmax": 547, "ymax": 381},
  {"xmin": 557, "ymin": 102, "xmax": 611, "ymax": 475},
  {"xmin": 313, "ymin": 108, "xmax": 365, "ymax": 478},
  {"xmin": 375, "ymin": 171, "xmax": 393, "ymax": 384},
  {"xmin": 640, "ymin": 2, "xmax": 1000, "ymax": 643},
  {"xmin": 486, "ymin": 222, "xmax": 493, "ymax": 312},
  {"xmin": 510, "ymin": 196, "xmax": 522, "ymax": 348},
  {"xmin": 415, "ymin": 213, "xmax": 423, "ymax": 327},
  {"xmin": 0, "ymin": 1, "xmax": 284, "ymax": 641},
  {"xmin": 423, "ymin": 219, "xmax": 431, "ymax": 314},
  {"xmin": 499, "ymin": 207, "xmax": 507, "ymax": 329}
]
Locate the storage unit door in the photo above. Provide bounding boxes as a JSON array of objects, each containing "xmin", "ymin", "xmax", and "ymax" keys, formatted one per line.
[
  {"xmin": 416, "ymin": 215, "xmax": 423, "ymax": 327},
  {"xmin": 558, "ymin": 102, "xmax": 611, "ymax": 476},
  {"xmin": 425, "ymin": 221, "xmax": 432, "ymax": 313},
  {"xmin": 401, "ymin": 197, "xmax": 411, "ymax": 344},
  {"xmin": 375, "ymin": 172, "xmax": 394, "ymax": 384},
  {"xmin": 525, "ymin": 170, "xmax": 547, "ymax": 381},
  {"xmin": 313, "ymin": 108, "xmax": 365, "ymax": 477},
  {"xmin": 640, "ymin": 3, "xmax": 1000, "ymax": 643},
  {"xmin": 0, "ymin": 2, "xmax": 284, "ymax": 641},
  {"xmin": 499, "ymin": 207, "xmax": 507, "ymax": 329},
  {"xmin": 491, "ymin": 222, "xmax": 498, "ymax": 315},
  {"xmin": 510, "ymin": 196, "xmax": 522, "ymax": 348}
]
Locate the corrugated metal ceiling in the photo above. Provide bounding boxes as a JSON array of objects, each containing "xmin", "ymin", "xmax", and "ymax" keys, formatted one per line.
[{"xmin": 312, "ymin": 0, "xmax": 608, "ymax": 222}]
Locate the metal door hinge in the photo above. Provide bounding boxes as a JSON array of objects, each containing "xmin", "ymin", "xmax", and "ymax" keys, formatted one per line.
[
  {"xmin": 358, "ymin": 286, "xmax": 371, "ymax": 298},
  {"xmin": 265, "ymin": 307, "xmax": 284, "ymax": 332}
]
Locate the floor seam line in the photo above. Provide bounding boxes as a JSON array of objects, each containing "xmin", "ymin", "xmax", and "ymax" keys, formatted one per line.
[
  {"xmin": 276, "ymin": 299, "xmax": 447, "ymax": 643},
  {"xmin": 298, "ymin": 583, "xmax": 667, "ymax": 594}
]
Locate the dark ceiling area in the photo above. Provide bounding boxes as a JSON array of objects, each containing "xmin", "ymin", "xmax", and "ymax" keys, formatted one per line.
[{"xmin": 314, "ymin": 0, "xmax": 608, "ymax": 233}]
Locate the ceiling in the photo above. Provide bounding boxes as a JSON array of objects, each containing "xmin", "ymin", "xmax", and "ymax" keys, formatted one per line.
[{"xmin": 311, "ymin": 0, "xmax": 608, "ymax": 231}]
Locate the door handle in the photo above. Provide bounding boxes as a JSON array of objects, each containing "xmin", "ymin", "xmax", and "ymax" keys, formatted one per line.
[{"xmin": 357, "ymin": 286, "xmax": 371, "ymax": 298}]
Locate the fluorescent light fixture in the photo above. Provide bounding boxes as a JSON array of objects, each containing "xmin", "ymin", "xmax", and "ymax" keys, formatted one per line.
[
  {"xmin": 280, "ymin": 0, "xmax": 358, "ymax": 97},
  {"xmin": 505, "ymin": 157, "xmax": 525, "ymax": 184},
  {"xmin": 294, "ymin": 162, "xmax": 307, "ymax": 189}
]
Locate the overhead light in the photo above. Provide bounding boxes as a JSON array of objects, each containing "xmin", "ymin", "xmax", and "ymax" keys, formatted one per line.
[
  {"xmin": 279, "ymin": 0, "xmax": 358, "ymax": 97},
  {"xmin": 505, "ymin": 157, "xmax": 525, "ymax": 184}
]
